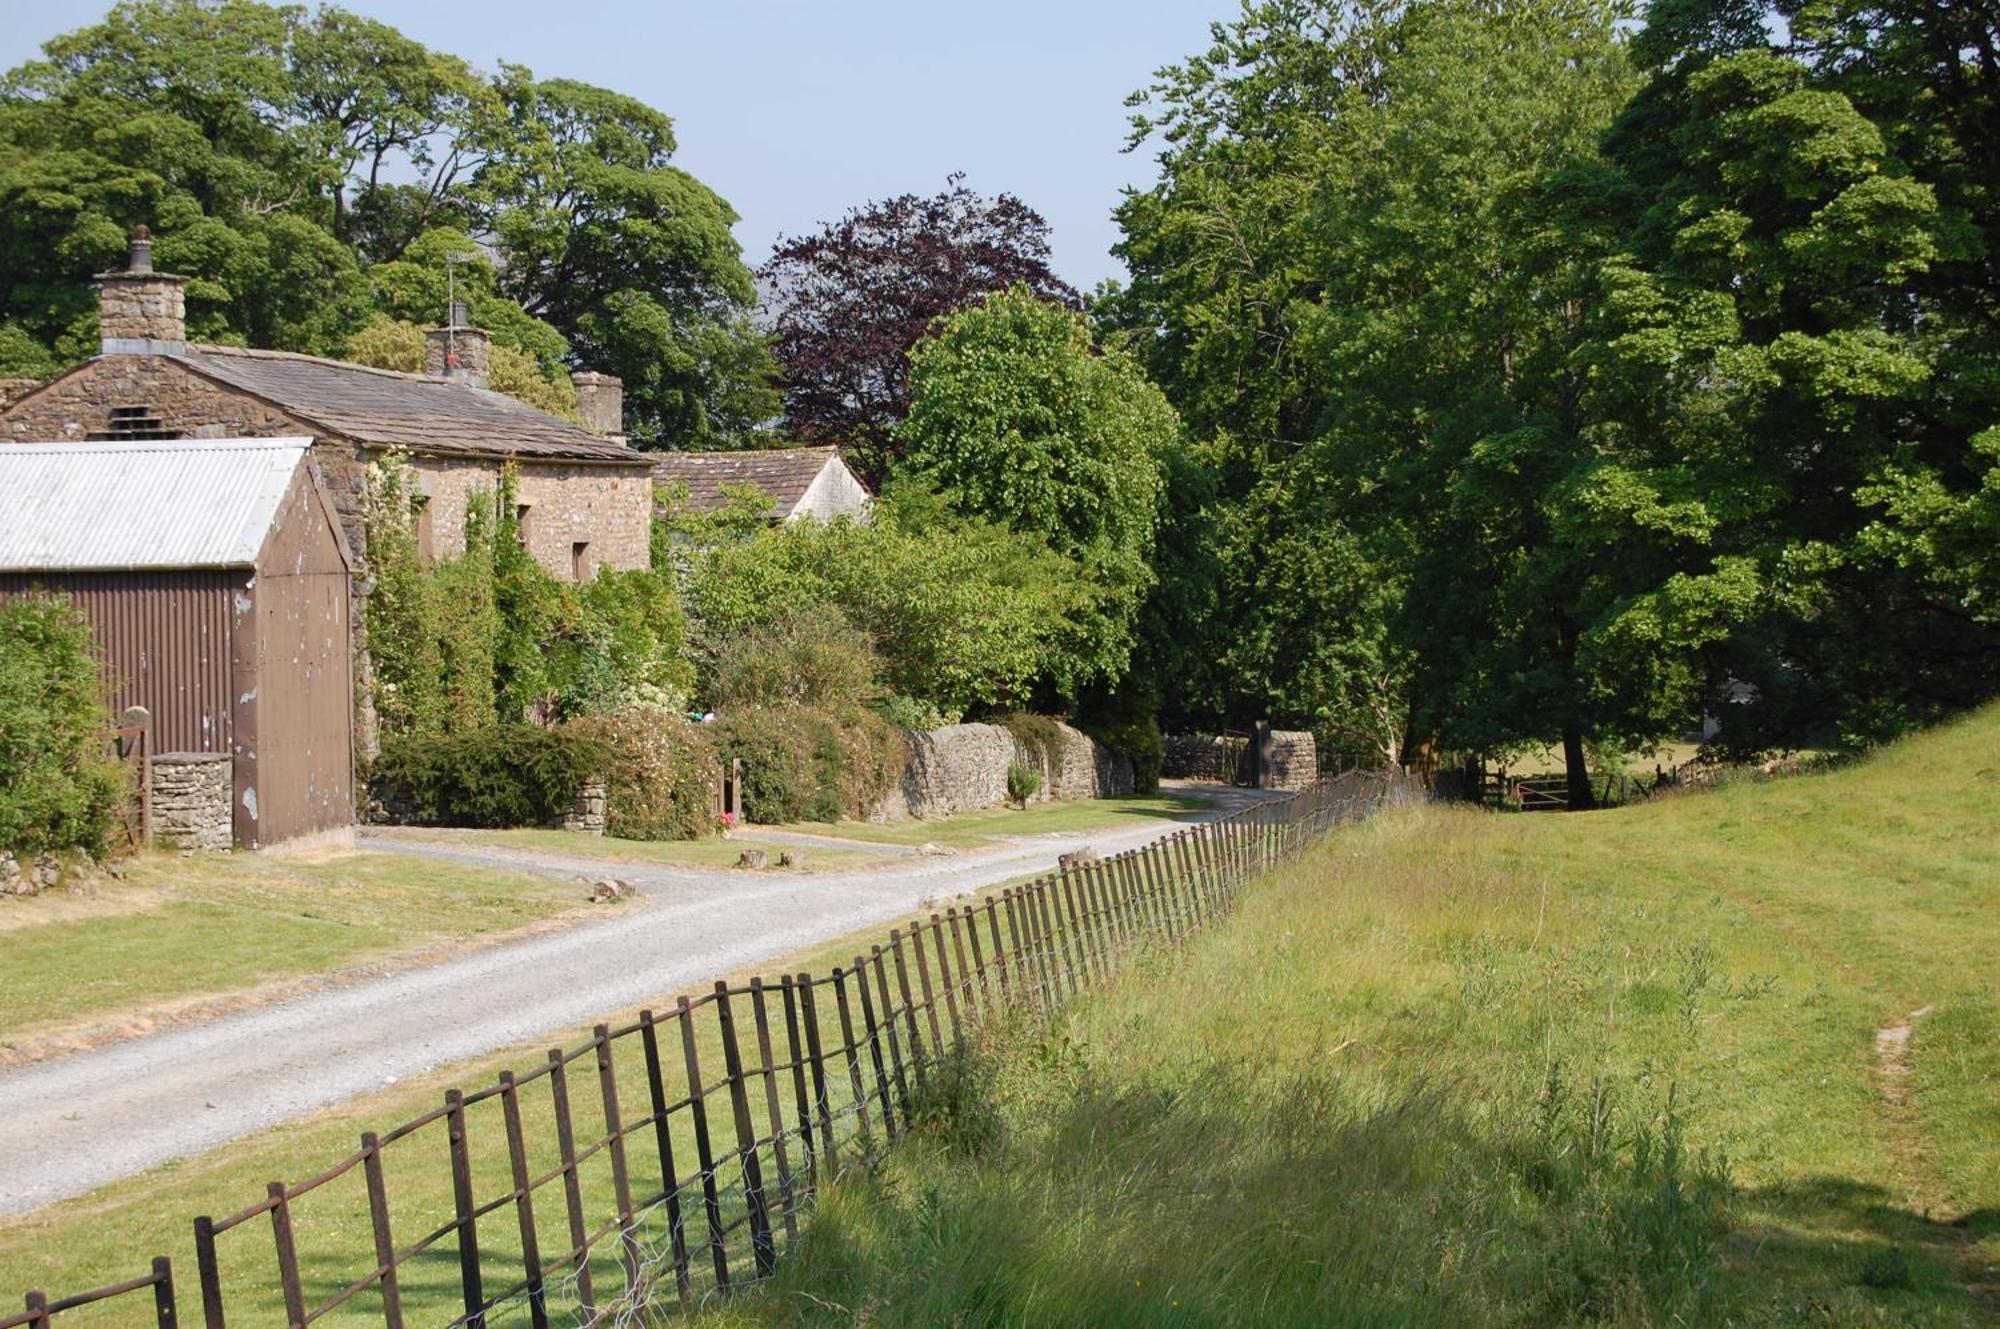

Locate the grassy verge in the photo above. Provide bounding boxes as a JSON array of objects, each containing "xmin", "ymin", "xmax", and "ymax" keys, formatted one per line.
[
  {"xmin": 380, "ymin": 826, "xmax": 885, "ymax": 871},
  {"xmin": 0, "ymin": 851, "xmax": 592, "ymax": 1055},
  {"xmin": 704, "ymin": 706, "xmax": 2000, "ymax": 1327},
  {"xmin": 760, "ymin": 792, "xmax": 1210, "ymax": 849},
  {"xmin": 0, "ymin": 862, "xmax": 1039, "ymax": 1329}
]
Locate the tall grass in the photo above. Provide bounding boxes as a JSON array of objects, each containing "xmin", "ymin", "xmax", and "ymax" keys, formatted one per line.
[{"xmin": 704, "ymin": 704, "xmax": 2000, "ymax": 1327}]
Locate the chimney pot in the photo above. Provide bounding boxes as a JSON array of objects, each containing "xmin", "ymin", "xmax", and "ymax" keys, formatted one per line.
[{"xmin": 571, "ymin": 370, "xmax": 624, "ymax": 438}]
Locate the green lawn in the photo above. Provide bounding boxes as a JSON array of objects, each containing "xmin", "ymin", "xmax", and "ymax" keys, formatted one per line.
[
  {"xmin": 703, "ymin": 706, "xmax": 2000, "ymax": 1327},
  {"xmin": 0, "ymin": 885, "xmax": 1008, "ymax": 1329},
  {"xmin": 0, "ymin": 851, "xmax": 592, "ymax": 1055},
  {"xmin": 385, "ymin": 825, "xmax": 885, "ymax": 870},
  {"xmin": 760, "ymin": 791, "xmax": 1210, "ymax": 849}
]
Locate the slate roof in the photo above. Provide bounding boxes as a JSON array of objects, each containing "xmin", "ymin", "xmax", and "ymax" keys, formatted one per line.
[
  {"xmin": 0, "ymin": 437, "xmax": 314, "ymax": 571},
  {"xmin": 650, "ymin": 446, "xmax": 850, "ymax": 514},
  {"xmin": 173, "ymin": 345, "xmax": 649, "ymax": 466}
]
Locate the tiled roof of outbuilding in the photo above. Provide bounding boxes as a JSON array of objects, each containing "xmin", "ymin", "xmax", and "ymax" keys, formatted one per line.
[
  {"xmin": 173, "ymin": 345, "xmax": 649, "ymax": 466},
  {"xmin": 650, "ymin": 446, "xmax": 852, "ymax": 514}
]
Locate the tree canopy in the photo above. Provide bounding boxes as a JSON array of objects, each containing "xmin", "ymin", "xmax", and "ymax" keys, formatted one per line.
[
  {"xmin": 1111, "ymin": 0, "xmax": 2000, "ymax": 789},
  {"xmin": 0, "ymin": 0, "xmax": 774, "ymax": 444},
  {"xmin": 761, "ymin": 177, "xmax": 1078, "ymax": 482}
]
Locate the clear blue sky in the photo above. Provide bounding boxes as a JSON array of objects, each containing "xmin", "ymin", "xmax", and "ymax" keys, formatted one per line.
[{"xmin": 0, "ymin": 0, "xmax": 1238, "ymax": 291}]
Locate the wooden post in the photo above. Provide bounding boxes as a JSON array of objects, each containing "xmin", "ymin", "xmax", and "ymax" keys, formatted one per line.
[
  {"xmin": 22, "ymin": 1293, "xmax": 48, "ymax": 1329},
  {"xmin": 853, "ymin": 957, "xmax": 898, "ymax": 1138},
  {"xmin": 592, "ymin": 1026, "xmax": 642, "ymax": 1295},
  {"xmin": 748, "ymin": 979, "xmax": 798, "ymax": 1239},
  {"xmin": 870, "ymin": 946, "xmax": 913, "ymax": 1116},
  {"xmin": 714, "ymin": 983, "xmax": 776, "ymax": 1278},
  {"xmin": 191, "ymin": 1217, "xmax": 225, "ymax": 1329},
  {"xmin": 639, "ymin": 1010, "xmax": 694, "ymax": 1308},
  {"xmin": 796, "ymin": 974, "xmax": 837, "ymax": 1171},
  {"xmin": 909, "ymin": 922, "xmax": 945, "ymax": 1056},
  {"xmin": 930, "ymin": 915, "xmax": 963, "ymax": 1044},
  {"xmin": 674, "ymin": 998, "xmax": 730, "ymax": 1290},
  {"xmin": 151, "ymin": 1257, "xmax": 178, "ymax": 1329},
  {"xmin": 832, "ymin": 967, "xmax": 876, "ymax": 1147},
  {"xmin": 494, "ymin": 1081, "xmax": 549, "ymax": 1329},
  {"xmin": 946, "ymin": 908, "xmax": 977, "ymax": 1019},
  {"xmin": 985, "ymin": 897, "xmax": 1011, "ymax": 1002},
  {"xmin": 268, "ymin": 1181, "xmax": 308, "ymax": 1329},
  {"xmin": 781, "ymin": 977, "xmax": 819, "ymax": 1178},
  {"xmin": 546, "ymin": 1053, "xmax": 598, "ymax": 1311},
  {"xmin": 360, "ymin": 1133, "xmax": 408, "ymax": 1329}
]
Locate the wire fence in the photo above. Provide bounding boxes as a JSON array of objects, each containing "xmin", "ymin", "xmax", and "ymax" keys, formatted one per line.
[{"xmin": 10, "ymin": 769, "xmax": 1417, "ymax": 1329}]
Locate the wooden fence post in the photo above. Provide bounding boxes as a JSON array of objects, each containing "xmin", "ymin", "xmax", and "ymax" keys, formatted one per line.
[
  {"xmin": 151, "ymin": 1257, "xmax": 178, "ymax": 1329},
  {"xmin": 714, "ymin": 983, "xmax": 776, "ymax": 1279},
  {"xmin": 592, "ymin": 1026, "xmax": 642, "ymax": 1295},
  {"xmin": 673, "ymin": 999, "xmax": 730, "ymax": 1291},
  {"xmin": 494, "ymin": 1081, "xmax": 549, "ymax": 1329},
  {"xmin": 267, "ymin": 1181, "xmax": 308, "ymax": 1329},
  {"xmin": 360, "ymin": 1132, "xmax": 408, "ymax": 1329},
  {"xmin": 747, "ymin": 980, "xmax": 798, "ymax": 1240},
  {"xmin": 546, "ymin": 1051, "xmax": 599, "ymax": 1312},
  {"xmin": 191, "ymin": 1217, "xmax": 225, "ymax": 1329},
  {"xmin": 639, "ymin": 1010, "xmax": 694, "ymax": 1308}
]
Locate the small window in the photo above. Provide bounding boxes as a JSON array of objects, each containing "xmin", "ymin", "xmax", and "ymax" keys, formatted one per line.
[
  {"xmin": 101, "ymin": 405, "xmax": 179, "ymax": 441},
  {"xmin": 571, "ymin": 541, "xmax": 592, "ymax": 581},
  {"xmin": 514, "ymin": 502, "xmax": 534, "ymax": 547}
]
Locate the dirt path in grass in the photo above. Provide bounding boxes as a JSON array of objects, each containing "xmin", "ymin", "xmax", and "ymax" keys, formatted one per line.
[
  {"xmin": 0, "ymin": 786, "xmax": 1269, "ymax": 1219},
  {"xmin": 1872, "ymin": 1006, "xmax": 2000, "ymax": 1317}
]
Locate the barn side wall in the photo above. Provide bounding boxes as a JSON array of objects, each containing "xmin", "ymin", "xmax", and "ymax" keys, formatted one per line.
[
  {"xmin": 245, "ymin": 469, "xmax": 355, "ymax": 847},
  {"xmin": 0, "ymin": 571, "xmax": 241, "ymax": 756}
]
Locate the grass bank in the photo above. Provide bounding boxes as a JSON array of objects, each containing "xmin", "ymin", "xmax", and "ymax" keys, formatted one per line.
[
  {"xmin": 0, "ymin": 851, "xmax": 591, "ymax": 1057},
  {"xmin": 707, "ymin": 707, "xmax": 1999, "ymax": 1327}
]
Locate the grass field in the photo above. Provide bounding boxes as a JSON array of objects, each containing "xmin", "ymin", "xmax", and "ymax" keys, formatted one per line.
[
  {"xmin": 761, "ymin": 791, "xmax": 1210, "ymax": 849},
  {"xmin": 0, "ymin": 851, "xmax": 591, "ymax": 1056},
  {"xmin": 702, "ymin": 706, "xmax": 2000, "ymax": 1327}
]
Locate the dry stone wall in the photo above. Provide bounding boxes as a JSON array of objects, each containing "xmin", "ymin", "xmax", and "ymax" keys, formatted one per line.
[
  {"xmin": 1162, "ymin": 733, "xmax": 1250, "ymax": 784},
  {"xmin": 876, "ymin": 720, "xmax": 1133, "ymax": 821},
  {"xmin": 151, "ymin": 752, "xmax": 233, "ymax": 851}
]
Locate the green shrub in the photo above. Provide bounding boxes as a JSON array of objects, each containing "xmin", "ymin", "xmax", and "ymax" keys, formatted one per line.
[
  {"xmin": 1001, "ymin": 712, "xmax": 1068, "ymax": 783},
  {"xmin": 714, "ymin": 705, "xmax": 908, "ymax": 824},
  {"xmin": 704, "ymin": 604, "xmax": 881, "ymax": 714},
  {"xmin": 1085, "ymin": 712, "xmax": 1164, "ymax": 794},
  {"xmin": 0, "ymin": 595, "xmax": 129, "ymax": 855},
  {"xmin": 371, "ymin": 724, "xmax": 610, "ymax": 827},
  {"xmin": 1005, "ymin": 760, "xmax": 1043, "ymax": 807},
  {"xmin": 877, "ymin": 693, "xmax": 952, "ymax": 732},
  {"xmin": 567, "ymin": 706, "xmax": 715, "ymax": 840}
]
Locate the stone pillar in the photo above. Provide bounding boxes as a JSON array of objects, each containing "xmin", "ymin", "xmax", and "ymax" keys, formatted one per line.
[
  {"xmin": 423, "ymin": 325, "xmax": 490, "ymax": 388},
  {"xmin": 97, "ymin": 227, "xmax": 188, "ymax": 356},
  {"xmin": 150, "ymin": 753, "xmax": 233, "ymax": 851},
  {"xmin": 570, "ymin": 370, "xmax": 625, "ymax": 438},
  {"xmin": 562, "ymin": 779, "xmax": 608, "ymax": 835}
]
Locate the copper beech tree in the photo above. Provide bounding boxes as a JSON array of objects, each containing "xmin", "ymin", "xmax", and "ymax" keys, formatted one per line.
[{"xmin": 760, "ymin": 176, "xmax": 1079, "ymax": 483}]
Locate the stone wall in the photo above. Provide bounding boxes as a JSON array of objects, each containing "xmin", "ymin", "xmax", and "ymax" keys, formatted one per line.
[
  {"xmin": 1162, "ymin": 730, "xmax": 1316, "ymax": 789},
  {"xmin": 151, "ymin": 752, "xmax": 233, "ymax": 851},
  {"xmin": 562, "ymin": 779, "xmax": 608, "ymax": 835},
  {"xmin": 876, "ymin": 720, "xmax": 1134, "ymax": 821},
  {"xmin": 1163, "ymin": 733, "xmax": 1250, "ymax": 784},
  {"xmin": 416, "ymin": 456, "xmax": 652, "ymax": 580},
  {"xmin": 1265, "ymin": 731, "xmax": 1318, "ymax": 790}
]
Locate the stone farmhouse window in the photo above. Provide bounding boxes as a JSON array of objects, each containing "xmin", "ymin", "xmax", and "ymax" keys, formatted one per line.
[
  {"xmin": 515, "ymin": 502, "xmax": 534, "ymax": 546},
  {"xmin": 99, "ymin": 405, "xmax": 179, "ymax": 441},
  {"xmin": 413, "ymin": 494, "xmax": 435, "ymax": 565},
  {"xmin": 571, "ymin": 541, "xmax": 591, "ymax": 581}
]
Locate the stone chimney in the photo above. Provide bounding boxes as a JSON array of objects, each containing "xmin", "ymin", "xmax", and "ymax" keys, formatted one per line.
[
  {"xmin": 571, "ymin": 370, "xmax": 625, "ymax": 438},
  {"xmin": 424, "ymin": 312, "xmax": 490, "ymax": 389},
  {"xmin": 97, "ymin": 227, "xmax": 188, "ymax": 356}
]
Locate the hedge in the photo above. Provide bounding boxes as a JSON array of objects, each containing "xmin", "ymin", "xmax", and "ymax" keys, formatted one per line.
[{"xmin": 0, "ymin": 595, "xmax": 129, "ymax": 855}]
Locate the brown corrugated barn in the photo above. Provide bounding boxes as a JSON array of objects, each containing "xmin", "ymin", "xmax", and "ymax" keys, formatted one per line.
[{"xmin": 0, "ymin": 437, "xmax": 355, "ymax": 848}]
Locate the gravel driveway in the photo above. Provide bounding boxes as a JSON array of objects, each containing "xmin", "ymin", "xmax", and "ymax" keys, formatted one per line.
[{"xmin": 0, "ymin": 788, "xmax": 1268, "ymax": 1218}]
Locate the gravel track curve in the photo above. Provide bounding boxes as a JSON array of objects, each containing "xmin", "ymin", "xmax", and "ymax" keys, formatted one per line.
[{"xmin": 0, "ymin": 789, "xmax": 1266, "ymax": 1218}]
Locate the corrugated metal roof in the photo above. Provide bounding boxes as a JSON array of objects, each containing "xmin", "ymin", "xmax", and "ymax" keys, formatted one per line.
[{"xmin": 0, "ymin": 437, "xmax": 313, "ymax": 571}]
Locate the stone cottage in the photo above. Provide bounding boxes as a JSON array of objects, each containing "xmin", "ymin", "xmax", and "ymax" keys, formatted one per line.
[
  {"xmin": 652, "ymin": 445, "xmax": 871, "ymax": 523},
  {"xmin": 0, "ymin": 230, "xmax": 656, "ymax": 584}
]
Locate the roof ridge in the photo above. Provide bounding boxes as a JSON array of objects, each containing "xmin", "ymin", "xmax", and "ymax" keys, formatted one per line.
[
  {"xmin": 0, "ymin": 436, "xmax": 311, "ymax": 454},
  {"xmin": 183, "ymin": 343, "xmax": 454, "ymax": 387}
]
